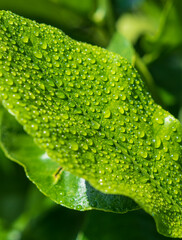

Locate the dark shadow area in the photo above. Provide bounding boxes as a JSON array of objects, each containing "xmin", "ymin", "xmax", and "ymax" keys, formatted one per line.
[{"xmin": 86, "ymin": 181, "xmax": 139, "ymax": 213}]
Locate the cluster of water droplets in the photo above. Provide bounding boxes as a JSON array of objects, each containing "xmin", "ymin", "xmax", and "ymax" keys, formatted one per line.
[{"xmin": 0, "ymin": 11, "xmax": 182, "ymax": 236}]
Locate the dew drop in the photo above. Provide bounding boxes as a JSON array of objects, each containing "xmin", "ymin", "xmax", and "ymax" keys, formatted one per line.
[
  {"xmin": 33, "ymin": 51, "xmax": 43, "ymax": 59},
  {"xmin": 22, "ymin": 35, "xmax": 29, "ymax": 43},
  {"xmin": 41, "ymin": 42, "xmax": 47, "ymax": 49},
  {"xmin": 163, "ymin": 146, "xmax": 168, "ymax": 152},
  {"xmin": 69, "ymin": 142, "xmax": 79, "ymax": 151},
  {"xmin": 140, "ymin": 151, "xmax": 148, "ymax": 158},
  {"xmin": 56, "ymin": 92, "xmax": 67, "ymax": 99},
  {"xmin": 12, "ymin": 93, "xmax": 21, "ymax": 99},
  {"xmin": 61, "ymin": 113, "xmax": 69, "ymax": 120},
  {"xmin": 138, "ymin": 131, "xmax": 145, "ymax": 138},
  {"xmin": 118, "ymin": 106, "xmax": 124, "ymax": 114},
  {"xmin": 5, "ymin": 78, "xmax": 14, "ymax": 86},
  {"xmin": 120, "ymin": 94, "xmax": 126, "ymax": 101},
  {"xmin": 174, "ymin": 189, "xmax": 178, "ymax": 195},
  {"xmin": 176, "ymin": 136, "xmax": 181, "ymax": 143},
  {"xmin": 65, "ymin": 70, "xmax": 71, "ymax": 76},
  {"xmin": 171, "ymin": 153, "xmax": 179, "ymax": 161},
  {"xmin": 154, "ymin": 137, "xmax": 161, "ymax": 148},
  {"xmin": 38, "ymin": 82, "xmax": 45, "ymax": 90},
  {"xmin": 31, "ymin": 124, "xmax": 39, "ymax": 131},
  {"xmin": 82, "ymin": 143, "xmax": 88, "ymax": 150},
  {"xmin": 92, "ymin": 121, "xmax": 100, "ymax": 130},
  {"xmin": 103, "ymin": 109, "xmax": 111, "ymax": 119},
  {"xmin": 87, "ymin": 139, "xmax": 93, "ymax": 146},
  {"xmin": 121, "ymin": 136, "xmax": 126, "ymax": 142},
  {"xmin": 156, "ymin": 117, "xmax": 164, "ymax": 125},
  {"xmin": 43, "ymin": 130, "xmax": 50, "ymax": 137}
]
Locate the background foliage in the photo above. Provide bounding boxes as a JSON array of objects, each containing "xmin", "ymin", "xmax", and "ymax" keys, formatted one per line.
[{"xmin": 0, "ymin": 0, "xmax": 182, "ymax": 239}]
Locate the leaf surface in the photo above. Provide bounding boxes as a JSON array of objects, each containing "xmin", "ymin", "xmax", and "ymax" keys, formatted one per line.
[
  {"xmin": 0, "ymin": 10, "xmax": 182, "ymax": 237},
  {"xmin": 0, "ymin": 105, "xmax": 138, "ymax": 213}
]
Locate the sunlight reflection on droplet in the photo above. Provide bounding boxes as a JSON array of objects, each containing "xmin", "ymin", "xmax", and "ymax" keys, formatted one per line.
[
  {"xmin": 41, "ymin": 152, "xmax": 50, "ymax": 160},
  {"xmin": 164, "ymin": 115, "xmax": 175, "ymax": 124}
]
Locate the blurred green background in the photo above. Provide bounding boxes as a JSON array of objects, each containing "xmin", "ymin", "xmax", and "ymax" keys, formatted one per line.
[{"xmin": 0, "ymin": 0, "xmax": 182, "ymax": 239}]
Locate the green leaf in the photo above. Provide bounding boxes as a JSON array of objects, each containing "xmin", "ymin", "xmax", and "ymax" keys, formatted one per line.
[
  {"xmin": 143, "ymin": 1, "xmax": 182, "ymax": 54},
  {"xmin": 0, "ymin": 0, "xmax": 110, "ymax": 47},
  {"xmin": 0, "ymin": 0, "xmax": 84, "ymax": 29},
  {"xmin": 107, "ymin": 31, "xmax": 135, "ymax": 64},
  {"xmin": 49, "ymin": 0, "xmax": 93, "ymax": 14},
  {"xmin": 0, "ymin": 105, "xmax": 138, "ymax": 213},
  {"xmin": 116, "ymin": 12, "xmax": 156, "ymax": 44},
  {"xmin": 0, "ymin": 10, "xmax": 182, "ymax": 237}
]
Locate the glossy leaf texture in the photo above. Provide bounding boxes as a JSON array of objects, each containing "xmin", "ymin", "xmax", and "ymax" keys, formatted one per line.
[
  {"xmin": 0, "ymin": 10, "xmax": 182, "ymax": 237},
  {"xmin": 0, "ymin": 105, "xmax": 138, "ymax": 213}
]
